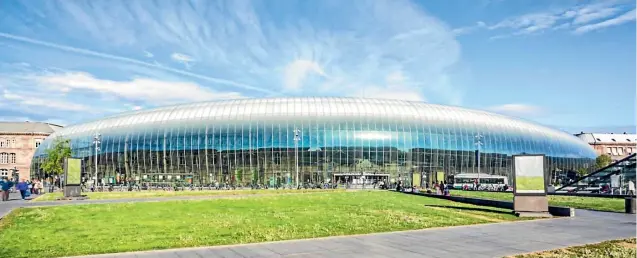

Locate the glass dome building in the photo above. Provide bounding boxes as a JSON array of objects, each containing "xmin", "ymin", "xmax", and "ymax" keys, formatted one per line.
[{"xmin": 32, "ymin": 97, "xmax": 596, "ymax": 187}]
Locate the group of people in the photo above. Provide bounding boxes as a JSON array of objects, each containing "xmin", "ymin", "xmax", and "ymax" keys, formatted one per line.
[
  {"xmin": 0, "ymin": 177, "xmax": 44, "ymax": 201},
  {"xmin": 432, "ymin": 181, "xmax": 450, "ymax": 196}
]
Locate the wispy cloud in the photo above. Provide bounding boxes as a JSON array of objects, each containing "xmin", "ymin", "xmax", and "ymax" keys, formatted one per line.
[
  {"xmin": 171, "ymin": 53, "xmax": 195, "ymax": 69},
  {"xmin": 283, "ymin": 60, "xmax": 327, "ymax": 91},
  {"xmin": 33, "ymin": 72, "xmax": 244, "ymax": 105},
  {"xmin": 0, "ymin": 0, "xmax": 462, "ymax": 103},
  {"xmin": 573, "ymin": 9, "xmax": 636, "ymax": 34},
  {"xmin": 0, "ymin": 0, "xmax": 467, "ymax": 124},
  {"xmin": 2, "ymin": 89, "xmax": 90, "ymax": 111},
  {"xmin": 455, "ymin": 1, "xmax": 635, "ymax": 38},
  {"xmin": 487, "ymin": 103, "xmax": 544, "ymax": 118},
  {"xmin": 0, "ymin": 32, "xmax": 275, "ymax": 94}
]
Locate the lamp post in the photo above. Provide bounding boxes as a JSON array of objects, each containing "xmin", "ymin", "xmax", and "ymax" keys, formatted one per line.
[
  {"xmin": 294, "ymin": 129, "xmax": 301, "ymax": 188},
  {"xmin": 93, "ymin": 133, "xmax": 101, "ymax": 188},
  {"xmin": 474, "ymin": 134, "xmax": 483, "ymax": 190}
]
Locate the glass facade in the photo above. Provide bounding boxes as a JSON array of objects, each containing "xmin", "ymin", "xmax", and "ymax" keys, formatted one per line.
[
  {"xmin": 31, "ymin": 97, "xmax": 597, "ymax": 187},
  {"xmin": 557, "ymin": 154, "xmax": 635, "ymax": 194}
]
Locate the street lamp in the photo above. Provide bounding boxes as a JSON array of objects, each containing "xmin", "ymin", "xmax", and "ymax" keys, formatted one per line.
[
  {"xmin": 474, "ymin": 134, "xmax": 483, "ymax": 190},
  {"xmin": 293, "ymin": 129, "xmax": 301, "ymax": 188},
  {"xmin": 93, "ymin": 133, "xmax": 101, "ymax": 188}
]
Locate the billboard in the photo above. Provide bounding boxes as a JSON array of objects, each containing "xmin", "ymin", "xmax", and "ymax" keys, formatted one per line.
[
  {"xmin": 65, "ymin": 158, "xmax": 82, "ymax": 186},
  {"xmin": 513, "ymin": 155, "xmax": 546, "ymax": 195}
]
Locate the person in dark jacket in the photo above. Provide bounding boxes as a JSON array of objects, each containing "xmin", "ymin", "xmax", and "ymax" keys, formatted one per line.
[
  {"xmin": 16, "ymin": 179, "xmax": 29, "ymax": 200},
  {"xmin": 1, "ymin": 177, "xmax": 14, "ymax": 201}
]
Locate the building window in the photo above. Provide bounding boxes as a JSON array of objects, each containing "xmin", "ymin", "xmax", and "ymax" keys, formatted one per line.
[
  {"xmin": 0, "ymin": 169, "xmax": 7, "ymax": 177},
  {"xmin": 9, "ymin": 153, "xmax": 16, "ymax": 164},
  {"xmin": 35, "ymin": 139, "xmax": 43, "ymax": 148},
  {"xmin": 0, "ymin": 153, "xmax": 7, "ymax": 164},
  {"xmin": 0, "ymin": 139, "xmax": 4, "ymax": 148},
  {"xmin": 5, "ymin": 139, "xmax": 10, "ymax": 148},
  {"xmin": 606, "ymin": 147, "xmax": 612, "ymax": 155},
  {"xmin": 611, "ymin": 147, "xmax": 618, "ymax": 156},
  {"xmin": 618, "ymin": 148, "xmax": 624, "ymax": 155}
]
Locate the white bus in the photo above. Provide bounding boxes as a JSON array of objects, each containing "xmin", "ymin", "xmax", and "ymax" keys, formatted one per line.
[{"xmin": 452, "ymin": 173, "xmax": 509, "ymax": 191}]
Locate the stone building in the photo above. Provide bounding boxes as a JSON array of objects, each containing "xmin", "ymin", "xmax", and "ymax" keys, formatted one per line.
[
  {"xmin": 0, "ymin": 121, "xmax": 62, "ymax": 180},
  {"xmin": 575, "ymin": 132, "xmax": 637, "ymax": 162}
]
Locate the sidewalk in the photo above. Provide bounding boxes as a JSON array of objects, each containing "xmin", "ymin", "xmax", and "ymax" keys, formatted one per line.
[{"xmin": 73, "ymin": 209, "xmax": 635, "ymax": 258}]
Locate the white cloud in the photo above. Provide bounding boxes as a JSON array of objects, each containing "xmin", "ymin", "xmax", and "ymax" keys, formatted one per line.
[
  {"xmin": 2, "ymin": 89, "xmax": 90, "ymax": 111},
  {"xmin": 573, "ymin": 9, "xmax": 636, "ymax": 34},
  {"xmin": 0, "ymin": 0, "xmax": 468, "ymax": 106},
  {"xmin": 572, "ymin": 7, "xmax": 621, "ymax": 25},
  {"xmin": 453, "ymin": 21, "xmax": 486, "ymax": 35},
  {"xmin": 487, "ymin": 104, "xmax": 543, "ymax": 117},
  {"xmin": 282, "ymin": 60, "xmax": 326, "ymax": 91},
  {"xmin": 144, "ymin": 51, "xmax": 154, "ymax": 58},
  {"xmin": 352, "ymin": 71, "xmax": 425, "ymax": 102},
  {"xmin": 1, "ymin": 0, "xmax": 464, "ymax": 104},
  {"xmin": 33, "ymin": 72, "xmax": 244, "ymax": 104},
  {"xmin": 132, "ymin": 106, "xmax": 142, "ymax": 111},
  {"xmin": 0, "ymin": 32, "xmax": 274, "ymax": 94},
  {"xmin": 171, "ymin": 53, "xmax": 194, "ymax": 63},
  {"xmin": 457, "ymin": 1, "xmax": 635, "ymax": 38}
]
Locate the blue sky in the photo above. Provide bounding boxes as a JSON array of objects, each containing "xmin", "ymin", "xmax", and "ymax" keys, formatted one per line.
[{"xmin": 0, "ymin": 0, "xmax": 634, "ymax": 133}]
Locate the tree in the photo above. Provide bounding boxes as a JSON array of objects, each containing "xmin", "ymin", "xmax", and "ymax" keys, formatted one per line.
[
  {"xmin": 576, "ymin": 167, "xmax": 589, "ymax": 177},
  {"xmin": 595, "ymin": 154, "xmax": 612, "ymax": 169},
  {"xmin": 40, "ymin": 137, "xmax": 72, "ymax": 178}
]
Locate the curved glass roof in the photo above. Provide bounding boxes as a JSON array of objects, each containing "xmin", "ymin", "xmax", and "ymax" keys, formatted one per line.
[{"xmin": 43, "ymin": 97, "xmax": 595, "ymax": 157}]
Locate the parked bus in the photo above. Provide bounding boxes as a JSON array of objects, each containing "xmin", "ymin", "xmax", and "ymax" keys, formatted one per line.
[{"xmin": 452, "ymin": 173, "xmax": 509, "ymax": 191}]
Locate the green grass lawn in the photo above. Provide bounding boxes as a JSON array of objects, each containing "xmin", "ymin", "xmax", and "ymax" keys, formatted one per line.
[
  {"xmin": 33, "ymin": 188, "xmax": 344, "ymax": 202},
  {"xmin": 450, "ymin": 190, "xmax": 625, "ymax": 213},
  {"xmin": 509, "ymin": 238, "xmax": 636, "ymax": 258},
  {"xmin": 2, "ymin": 191, "xmax": 525, "ymax": 258}
]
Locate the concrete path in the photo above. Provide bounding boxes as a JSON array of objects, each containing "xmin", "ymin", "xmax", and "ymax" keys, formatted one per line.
[{"xmin": 71, "ymin": 209, "xmax": 636, "ymax": 258}]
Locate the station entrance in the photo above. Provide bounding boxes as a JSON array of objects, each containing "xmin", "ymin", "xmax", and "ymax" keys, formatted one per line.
[{"xmin": 333, "ymin": 173, "xmax": 390, "ymax": 188}]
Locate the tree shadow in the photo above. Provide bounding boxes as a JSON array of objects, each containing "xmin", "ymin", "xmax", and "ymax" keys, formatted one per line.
[{"xmin": 423, "ymin": 204, "xmax": 512, "ymax": 215}]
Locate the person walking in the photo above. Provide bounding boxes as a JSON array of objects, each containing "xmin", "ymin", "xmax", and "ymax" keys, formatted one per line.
[
  {"xmin": 628, "ymin": 180, "xmax": 635, "ymax": 196},
  {"xmin": 0, "ymin": 177, "xmax": 12, "ymax": 201},
  {"xmin": 37, "ymin": 179, "xmax": 43, "ymax": 195},
  {"xmin": 16, "ymin": 179, "xmax": 29, "ymax": 200}
]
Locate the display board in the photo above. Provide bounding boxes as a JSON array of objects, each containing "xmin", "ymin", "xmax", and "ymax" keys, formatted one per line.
[
  {"xmin": 513, "ymin": 155, "xmax": 546, "ymax": 195},
  {"xmin": 64, "ymin": 158, "xmax": 82, "ymax": 186}
]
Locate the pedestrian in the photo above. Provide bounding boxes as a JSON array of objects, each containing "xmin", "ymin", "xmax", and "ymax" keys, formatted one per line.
[
  {"xmin": 37, "ymin": 179, "xmax": 43, "ymax": 195},
  {"xmin": 0, "ymin": 177, "xmax": 12, "ymax": 201},
  {"xmin": 629, "ymin": 180, "xmax": 635, "ymax": 196},
  {"xmin": 16, "ymin": 178, "xmax": 29, "ymax": 200},
  {"xmin": 29, "ymin": 179, "xmax": 35, "ymax": 194}
]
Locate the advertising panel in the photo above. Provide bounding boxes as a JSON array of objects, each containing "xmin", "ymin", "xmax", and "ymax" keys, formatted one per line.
[
  {"xmin": 514, "ymin": 155, "xmax": 546, "ymax": 195},
  {"xmin": 65, "ymin": 158, "xmax": 82, "ymax": 186}
]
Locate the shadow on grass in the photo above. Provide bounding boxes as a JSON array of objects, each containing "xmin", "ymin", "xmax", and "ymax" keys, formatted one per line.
[{"xmin": 423, "ymin": 204, "xmax": 512, "ymax": 215}]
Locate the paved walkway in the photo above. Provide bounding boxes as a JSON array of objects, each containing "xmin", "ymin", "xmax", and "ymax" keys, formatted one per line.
[{"xmin": 71, "ymin": 209, "xmax": 635, "ymax": 258}]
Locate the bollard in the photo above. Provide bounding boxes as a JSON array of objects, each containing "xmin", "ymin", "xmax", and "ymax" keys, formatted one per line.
[{"xmin": 625, "ymin": 197, "xmax": 636, "ymax": 214}]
